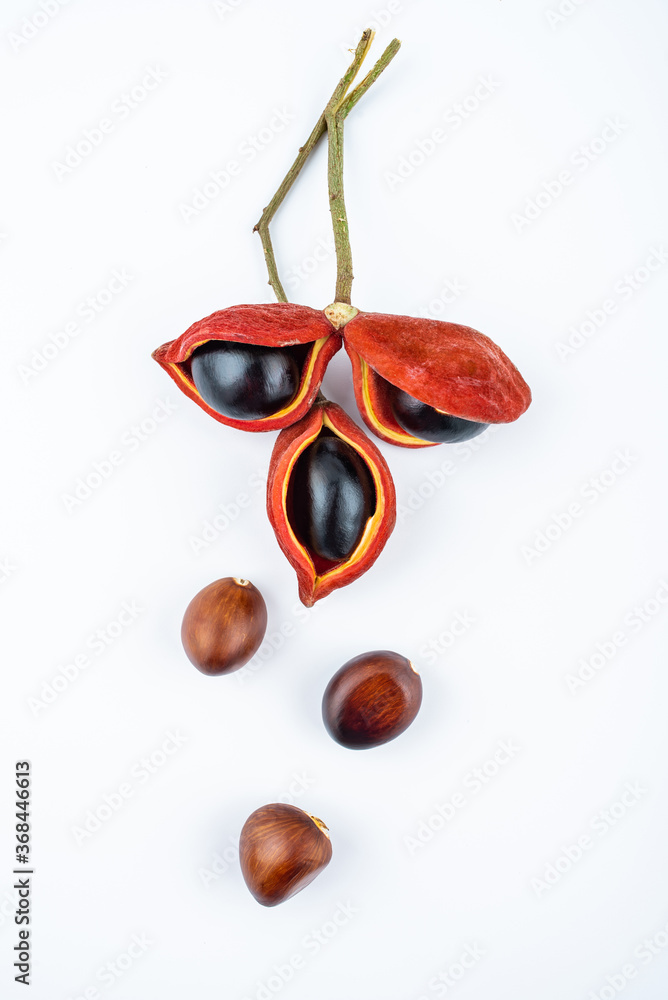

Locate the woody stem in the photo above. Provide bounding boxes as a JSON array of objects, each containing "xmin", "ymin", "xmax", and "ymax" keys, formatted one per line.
[
  {"xmin": 254, "ymin": 31, "xmax": 400, "ymax": 303},
  {"xmin": 253, "ymin": 114, "xmax": 327, "ymax": 304},
  {"xmin": 327, "ymin": 39, "xmax": 401, "ymax": 304},
  {"xmin": 325, "ymin": 111, "xmax": 351, "ymax": 303}
]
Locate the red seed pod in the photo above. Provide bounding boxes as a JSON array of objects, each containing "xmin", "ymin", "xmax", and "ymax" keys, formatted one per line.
[
  {"xmin": 152, "ymin": 303, "xmax": 340, "ymax": 432},
  {"xmin": 267, "ymin": 397, "xmax": 396, "ymax": 606},
  {"xmin": 343, "ymin": 311, "xmax": 531, "ymax": 448}
]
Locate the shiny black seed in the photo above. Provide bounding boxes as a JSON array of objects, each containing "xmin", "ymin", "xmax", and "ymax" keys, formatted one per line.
[
  {"xmin": 391, "ymin": 386, "xmax": 488, "ymax": 443},
  {"xmin": 288, "ymin": 433, "xmax": 376, "ymax": 563},
  {"xmin": 190, "ymin": 340, "xmax": 301, "ymax": 420}
]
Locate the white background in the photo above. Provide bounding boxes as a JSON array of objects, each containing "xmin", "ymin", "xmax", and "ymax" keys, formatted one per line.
[{"xmin": 2, "ymin": 0, "xmax": 668, "ymax": 997}]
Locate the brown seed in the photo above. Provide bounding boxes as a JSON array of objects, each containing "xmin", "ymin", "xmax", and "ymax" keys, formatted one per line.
[
  {"xmin": 239, "ymin": 803, "xmax": 332, "ymax": 906},
  {"xmin": 322, "ymin": 650, "xmax": 422, "ymax": 748},
  {"xmin": 181, "ymin": 577, "xmax": 267, "ymax": 675}
]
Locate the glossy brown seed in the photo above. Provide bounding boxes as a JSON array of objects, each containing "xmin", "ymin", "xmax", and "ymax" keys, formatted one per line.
[
  {"xmin": 322, "ymin": 650, "xmax": 422, "ymax": 748},
  {"xmin": 239, "ymin": 803, "xmax": 332, "ymax": 906},
  {"xmin": 181, "ymin": 577, "xmax": 267, "ymax": 675}
]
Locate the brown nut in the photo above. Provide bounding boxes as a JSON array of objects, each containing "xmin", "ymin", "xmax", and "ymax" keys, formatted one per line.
[
  {"xmin": 181, "ymin": 577, "xmax": 267, "ymax": 675},
  {"xmin": 322, "ymin": 650, "xmax": 422, "ymax": 748},
  {"xmin": 239, "ymin": 803, "xmax": 332, "ymax": 906}
]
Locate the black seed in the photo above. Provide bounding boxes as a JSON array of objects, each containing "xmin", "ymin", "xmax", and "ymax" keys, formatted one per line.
[
  {"xmin": 288, "ymin": 433, "xmax": 376, "ymax": 563},
  {"xmin": 391, "ymin": 386, "xmax": 488, "ymax": 443},
  {"xmin": 190, "ymin": 340, "xmax": 301, "ymax": 420}
]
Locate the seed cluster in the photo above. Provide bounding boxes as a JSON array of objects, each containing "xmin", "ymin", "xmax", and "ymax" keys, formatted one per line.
[
  {"xmin": 179, "ymin": 576, "xmax": 424, "ymax": 905},
  {"xmin": 155, "ymin": 29, "xmax": 533, "ymax": 906},
  {"xmin": 154, "ymin": 301, "xmax": 529, "ymax": 603}
]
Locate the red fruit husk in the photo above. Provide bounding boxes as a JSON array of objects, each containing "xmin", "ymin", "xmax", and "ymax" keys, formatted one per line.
[
  {"xmin": 266, "ymin": 398, "xmax": 396, "ymax": 606},
  {"xmin": 152, "ymin": 303, "xmax": 340, "ymax": 432},
  {"xmin": 343, "ymin": 311, "xmax": 531, "ymax": 447}
]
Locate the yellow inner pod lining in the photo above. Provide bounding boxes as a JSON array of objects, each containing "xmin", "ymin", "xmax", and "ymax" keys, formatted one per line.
[
  {"xmin": 360, "ymin": 358, "xmax": 424, "ymax": 446},
  {"xmin": 169, "ymin": 336, "xmax": 331, "ymax": 423},
  {"xmin": 280, "ymin": 411, "xmax": 388, "ymax": 587}
]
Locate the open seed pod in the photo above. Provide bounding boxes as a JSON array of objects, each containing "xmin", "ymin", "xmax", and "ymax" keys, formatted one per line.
[
  {"xmin": 152, "ymin": 303, "xmax": 340, "ymax": 432},
  {"xmin": 342, "ymin": 311, "xmax": 531, "ymax": 448},
  {"xmin": 267, "ymin": 397, "xmax": 396, "ymax": 606}
]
